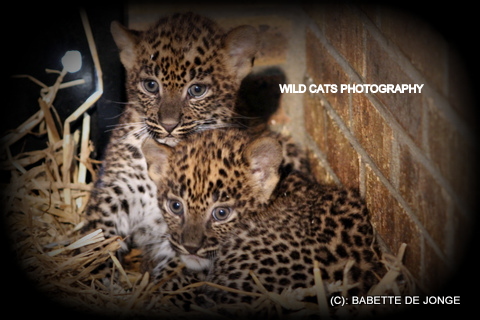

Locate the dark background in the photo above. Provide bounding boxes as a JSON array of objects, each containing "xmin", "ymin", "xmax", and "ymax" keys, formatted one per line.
[
  {"xmin": 4, "ymin": 6, "xmax": 125, "ymax": 161},
  {"xmin": 2, "ymin": 5, "xmax": 126, "ymax": 319}
]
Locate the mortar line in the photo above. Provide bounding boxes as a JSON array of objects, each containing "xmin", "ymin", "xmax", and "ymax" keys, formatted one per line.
[
  {"xmin": 390, "ymin": 133, "xmax": 400, "ymax": 190},
  {"xmin": 281, "ymin": 7, "xmax": 309, "ymax": 147},
  {"xmin": 359, "ymin": 157, "xmax": 366, "ymax": 198}
]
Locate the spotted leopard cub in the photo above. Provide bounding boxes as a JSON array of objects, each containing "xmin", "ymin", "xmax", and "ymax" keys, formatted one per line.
[
  {"xmin": 82, "ymin": 12, "xmax": 259, "ymax": 268},
  {"xmin": 82, "ymin": 12, "xmax": 308, "ymax": 274},
  {"xmin": 143, "ymin": 128, "xmax": 386, "ymax": 314}
]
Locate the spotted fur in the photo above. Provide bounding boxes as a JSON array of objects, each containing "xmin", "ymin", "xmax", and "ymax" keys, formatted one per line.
[
  {"xmin": 143, "ymin": 128, "xmax": 386, "ymax": 315},
  {"xmin": 112, "ymin": 12, "xmax": 259, "ymax": 146},
  {"xmin": 81, "ymin": 13, "xmax": 308, "ymax": 274},
  {"xmin": 82, "ymin": 13, "xmax": 259, "ymax": 269}
]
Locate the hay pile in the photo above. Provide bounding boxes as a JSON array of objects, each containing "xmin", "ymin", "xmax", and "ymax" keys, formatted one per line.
[{"xmin": 1, "ymin": 10, "xmax": 415, "ymax": 319}]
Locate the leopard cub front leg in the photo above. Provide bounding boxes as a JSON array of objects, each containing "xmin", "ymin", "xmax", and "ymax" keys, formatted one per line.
[{"xmin": 81, "ymin": 128, "xmax": 174, "ymax": 272}]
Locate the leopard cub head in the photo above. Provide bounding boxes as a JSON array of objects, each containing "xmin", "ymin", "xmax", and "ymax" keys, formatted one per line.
[
  {"xmin": 112, "ymin": 12, "xmax": 258, "ymax": 146},
  {"xmin": 142, "ymin": 129, "xmax": 282, "ymax": 271}
]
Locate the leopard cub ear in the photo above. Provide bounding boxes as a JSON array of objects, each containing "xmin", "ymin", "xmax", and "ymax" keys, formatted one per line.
[
  {"xmin": 142, "ymin": 139, "xmax": 172, "ymax": 185},
  {"xmin": 111, "ymin": 21, "xmax": 140, "ymax": 70},
  {"xmin": 224, "ymin": 25, "xmax": 259, "ymax": 83},
  {"xmin": 244, "ymin": 136, "xmax": 283, "ymax": 202}
]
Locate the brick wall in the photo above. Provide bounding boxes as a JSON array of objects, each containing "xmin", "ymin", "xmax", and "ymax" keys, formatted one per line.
[
  {"xmin": 127, "ymin": 4, "xmax": 475, "ymax": 294},
  {"xmin": 302, "ymin": 4, "xmax": 476, "ymax": 293}
]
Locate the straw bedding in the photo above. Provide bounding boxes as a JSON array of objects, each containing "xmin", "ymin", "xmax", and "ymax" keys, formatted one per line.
[{"xmin": 1, "ymin": 11, "xmax": 414, "ymax": 319}]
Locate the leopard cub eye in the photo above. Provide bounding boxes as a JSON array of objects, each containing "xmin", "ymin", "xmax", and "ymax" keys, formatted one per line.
[
  {"xmin": 212, "ymin": 207, "xmax": 231, "ymax": 221},
  {"xmin": 187, "ymin": 84, "xmax": 207, "ymax": 98},
  {"xmin": 167, "ymin": 199, "xmax": 184, "ymax": 216},
  {"xmin": 142, "ymin": 79, "xmax": 159, "ymax": 93}
]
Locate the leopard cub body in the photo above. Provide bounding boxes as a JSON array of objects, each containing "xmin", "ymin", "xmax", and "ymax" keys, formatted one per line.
[
  {"xmin": 143, "ymin": 128, "xmax": 386, "ymax": 314},
  {"xmin": 81, "ymin": 13, "xmax": 307, "ymax": 272}
]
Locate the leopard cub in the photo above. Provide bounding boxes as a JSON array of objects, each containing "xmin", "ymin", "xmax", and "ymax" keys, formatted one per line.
[
  {"xmin": 142, "ymin": 128, "xmax": 386, "ymax": 314},
  {"xmin": 81, "ymin": 13, "xmax": 309, "ymax": 276}
]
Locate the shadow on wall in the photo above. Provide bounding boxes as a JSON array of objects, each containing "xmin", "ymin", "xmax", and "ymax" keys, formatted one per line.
[{"xmin": 235, "ymin": 66, "xmax": 286, "ymax": 129}]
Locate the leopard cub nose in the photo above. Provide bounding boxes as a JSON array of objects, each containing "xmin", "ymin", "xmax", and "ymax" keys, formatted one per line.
[
  {"xmin": 161, "ymin": 121, "xmax": 179, "ymax": 133},
  {"xmin": 183, "ymin": 244, "xmax": 201, "ymax": 255}
]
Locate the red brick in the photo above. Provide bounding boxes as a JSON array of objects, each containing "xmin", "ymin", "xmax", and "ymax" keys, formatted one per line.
[
  {"xmin": 325, "ymin": 113, "xmax": 359, "ymax": 189},
  {"xmin": 393, "ymin": 212, "xmax": 423, "ymax": 282},
  {"xmin": 365, "ymin": 164, "xmax": 422, "ymax": 279},
  {"xmin": 306, "ymin": 28, "xmax": 351, "ymax": 127},
  {"xmin": 305, "ymin": 4, "xmax": 366, "ymax": 76},
  {"xmin": 365, "ymin": 168, "xmax": 396, "ymax": 250},
  {"xmin": 365, "ymin": 29, "xmax": 424, "ymax": 147},
  {"xmin": 323, "ymin": 4, "xmax": 365, "ymax": 75},
  {"xmin": 398, "ymin": 142, "xmax": 449, "ymax": 254},
  {"xmin": 352, "ymin": 92, "xmax": 393, "ymax": 180},
  {"xmin": 304, "ymin": 93, "xmax": 327, "ymax": 152},
  {"xmin": 304, "ymin": 0, "xmax": 369, "ymax": 78}
]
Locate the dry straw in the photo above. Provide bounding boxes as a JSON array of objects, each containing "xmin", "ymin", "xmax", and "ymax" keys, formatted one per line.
[{"xmin": 1, "ymin": 10, "xmax": 414, "ymax": 319}]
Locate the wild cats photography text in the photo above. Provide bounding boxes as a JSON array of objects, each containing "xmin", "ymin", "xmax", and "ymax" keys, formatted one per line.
[{"xmin": 279, "ymin": 83, "xmax": 424, "ymax": 94}]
